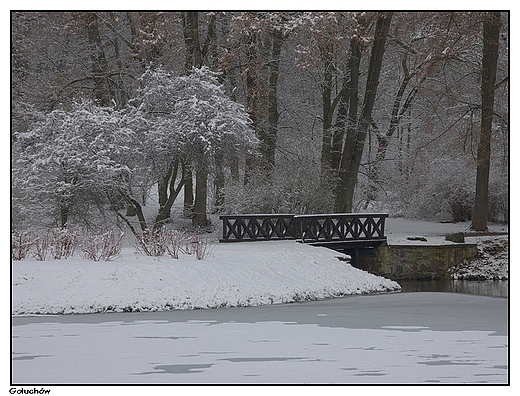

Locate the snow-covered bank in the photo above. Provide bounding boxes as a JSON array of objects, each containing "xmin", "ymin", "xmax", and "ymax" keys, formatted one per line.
[
  {"xmin": 12, "ymin": 241, "xmax": 400, "ymax": 316},
  {"xmin": 449, "ymin": 235, "xmax": 508, "ymax": 280}
]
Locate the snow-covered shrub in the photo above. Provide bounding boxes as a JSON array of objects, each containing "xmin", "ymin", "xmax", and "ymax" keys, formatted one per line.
[
  {"xmin": 401, "ymin": 157, "xmax": 476, "ymax": 221},
  {"xmin": 133, "ymin": 229, "xmax": 167, "ymax": 257},
  {"xmin": 488, "ymin": 174, "xmax": 508, "ymax": 223},
  {"xmin": 50, "ymin": 228, "xmax": 78, "ymax": 259},
  {"xmin": 447, "ymin": 186, "xmax": 474, "ymax": 222},
  {"xmin": 401, "ymin": 159, "xmax": 507, "ymax": 224},
  {"xmin": 33, "ymin": 232, "xmax": 53, "ymax": 261},
  {"xmin": 78, "ymin": 230, "xmax": 124, "ymax": 261},
  {"xmin": 131, "ymin": 227, "xmax": 214, "ymax": 260},
  {"xmin": 11, "ymin": 230, "xmax": 33, "ymax": 260},
  {"xmin": 162, "ymin": 229, "xmax": 187, "ymax": 259},
  {"xmin": 187, "ymin": 233, "xmax": 215, "ymax": 260}
]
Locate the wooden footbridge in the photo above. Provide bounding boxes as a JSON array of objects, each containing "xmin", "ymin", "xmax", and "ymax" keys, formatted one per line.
[{"xmin": 219, "ymin": 213, "xmax": 388, "ymax": 266}]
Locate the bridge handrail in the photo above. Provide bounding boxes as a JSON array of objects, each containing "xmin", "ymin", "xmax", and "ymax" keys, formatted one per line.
[
  {"xmin": 220, "ymin": 214, "xmax": 297, "ymax": 242},
  {"xmin": 219, "ymin": 213, "xmax": 388, "ymax": 243},
  {"xmin": 294, "ymin": 213, "xmax": 388, "ymax": 242}
]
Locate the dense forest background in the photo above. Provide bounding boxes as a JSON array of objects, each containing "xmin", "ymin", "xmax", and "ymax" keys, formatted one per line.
[{"xmin": 11, "ymin": 11, "xmax": 509, "ymax": 235}]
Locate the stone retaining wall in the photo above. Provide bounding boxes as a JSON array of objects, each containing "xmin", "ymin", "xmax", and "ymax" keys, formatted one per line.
[{"xmin": 358, "ymin": 244, "xmax": 478, "ymax": 280}]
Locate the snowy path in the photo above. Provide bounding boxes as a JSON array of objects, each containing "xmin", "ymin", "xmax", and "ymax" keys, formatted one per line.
[{"xmin": 12, "ymin": 292, "xmax": 508, "ymax": 384}]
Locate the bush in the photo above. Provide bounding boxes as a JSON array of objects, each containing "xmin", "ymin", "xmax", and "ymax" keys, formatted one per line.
[
  {"xmin": 447, "ymin": 187, "xmax": 473, "ymax": 222},
  {"xmin": 488, "ymin": 176, "xmax": 508, "ymax": 223},
  {"xmin": 49, "ymin": 228, "xmax": 78, "ymax": 259},
  {"xmin": 12, "ymin": 228, "xmax": 78, "ymax": 261},
  {"xmin": 133, "ymin": 229, "xmax": 167, "ymax": 257},
  {"xmin": 11, "ymin": 230, "xmax": 33, "ymax": 260},
  {"xmin": 78, "ymin": 230, "xmax": 124, "ymax": 261},
  {"xmin": 187, "ymin": 232, "xmax": 215, "ymax": 260},
  {"xmin": 12, "ymin": 228, "xmax": 123, "ymax": 261},
  {"xmin": 132, "ymin": 228, "xmax": 215, "ymax": 260},
  {"xmin": 33, "ymin": 232, "xmax": 52, "ymax": 261},
  {"xmin": 163, "ymin": 229, "xmax": 187, "ymax": 259},
  {"xmin": 396, "ymin": 157, "xmax": 475, "ymax": 221}
]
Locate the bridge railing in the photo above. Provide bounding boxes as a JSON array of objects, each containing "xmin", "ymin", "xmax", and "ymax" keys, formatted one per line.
[
  {"xmin": 219, "ymin": 213, "xmax": 388, "ymax": 243},
  {"xmin": 219, "ymin": 214, "xmax": 297, "ymax": 242}
]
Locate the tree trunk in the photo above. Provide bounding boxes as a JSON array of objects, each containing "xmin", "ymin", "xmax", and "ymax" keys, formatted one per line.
[
  {"xmin": 59, "ymin": 205, "xmax": 69, "ymax": 229},
  {"xmin": 120, "ymin": 189, "xmax": 148, "ymax": 232},
  {"xmin": 331, "ymin": 83, "xmax": 349, "ymax": 172},
  {"xmin": 244, "ymin": 32, "xmax": 261, "ymax": 183},
  {"xmin": 183, "ymin": 164, "xmax": 194, "ymax": 218},
  {"xmin": 320, "ymin": 41, "xmax": 334, "ymax": 170},
  {"xmin": 158, "ymin": 162, "xmax": 173, "ymax": 211},
  {"xmin": 336, "ymin": 12, "xmax": 393, "ymax": 213},
  {"xmin": 472, "ymin": 12, "xmax": 501, "ymax": 231},
  {"xmin": 202, "ymin": 12, "xmax": 218, "ymax": 70},
  {"xmin": 183, "ymin": 11, "xmax": 202, "ymax": 70},
  {"xmin": 374, "ymin": 58, "xmax": 422, "ymax": 183},
  {"xmin": 329, "ymin": 25, "xmax": 367, "ymax": 175},
  {"xmin": 214, "ymin": 150, "xmax": 225, "ymax": 211},
  {"xmin": 182, "ymin": 11, "xmax": 202, "ymax": 219},
  {"xmin": 193, "ymin": 167, "xmax": 208, "ymax": 226},
  {"xmin": 265, "ymin": 27, "xmax": 283, "ymax": 170},
  {"xmin": 84, "ymin": 12, "xmax": 113, "ymax": 107},
  {"xmin": 154, "ymin": 159, "xmax": 185, "ymax": 230},
  {"xmin": 375, "ymin": 55, "xmax": 412, "ymax": 164}
]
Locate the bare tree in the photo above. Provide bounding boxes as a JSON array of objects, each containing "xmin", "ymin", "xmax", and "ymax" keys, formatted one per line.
[
  {"xmin": 472, "ymin": 12, "xmax": 501, "ymax": 231},
  {"xmin": 336, "ymin": 12, "xmax": 393, "ymax": 212}
]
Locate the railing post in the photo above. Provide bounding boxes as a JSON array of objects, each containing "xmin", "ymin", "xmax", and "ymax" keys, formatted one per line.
[
  {"xmin": 222, "ymin": 216, "xmax": 228, "ymax": 240},
  {"xmin": 379, "ymin": 215, "xmax": 386, "ymax": 237}
]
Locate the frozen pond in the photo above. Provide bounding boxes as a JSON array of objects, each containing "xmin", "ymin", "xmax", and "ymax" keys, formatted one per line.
[
  {"xmin": 12, "ymin": 292, "xmax": 508, "ymax": 384},
  {"xmin": 399, "ymin": 279, "xmax": 508, "ymax": 297}
]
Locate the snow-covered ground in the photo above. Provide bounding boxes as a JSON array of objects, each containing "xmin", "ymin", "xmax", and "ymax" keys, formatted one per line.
[
  {"xmin": 12, "ymin": 241, "xmax": 400, "ymax": 316},
  {"xmin": 384, "ymin": 217, "xmax": 508, "ymax": 245},
  {"xmin": 449, "ymin": 235, "xmax": 508, "ymax": 280}
]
